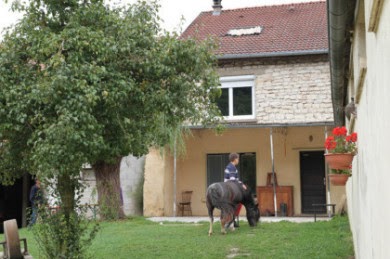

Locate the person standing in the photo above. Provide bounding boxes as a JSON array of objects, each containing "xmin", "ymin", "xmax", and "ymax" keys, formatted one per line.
[{"xmin": 29, "ymin": 179, "xmax": 42, "ymax": 226}]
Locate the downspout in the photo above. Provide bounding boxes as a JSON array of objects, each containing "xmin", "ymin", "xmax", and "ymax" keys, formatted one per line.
[
  {"xmin": 270, "ymin": 128, "xmax": 277, "ymax": 217},
  {"xmin": 327, "ymin": 0, "xmax": 356, "ymax": 126},
  {"xmin": 173, "ymin": 136, "xmax": 177, "ymax": 217},
  {"xmin": 325, "ymin": 126, "xmax": 332, "ymax": 216}
]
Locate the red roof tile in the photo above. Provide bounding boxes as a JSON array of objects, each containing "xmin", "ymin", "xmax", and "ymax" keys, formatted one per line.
[{"xmin": 181, "ymin": 1, "xmax": 328, "ymax": 57}]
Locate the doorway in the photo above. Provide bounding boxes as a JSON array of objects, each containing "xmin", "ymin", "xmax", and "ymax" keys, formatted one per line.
[
  {"xmin": 300, "ymin": 151, "xmax": 326, "ymax": 213},
  {"xmin": 0, "ymin": 176, "xmax": 34, "ymax": 232},
  {"xmin": 206, "ymin": 152, "xmax": 257, "ymax": 196}
]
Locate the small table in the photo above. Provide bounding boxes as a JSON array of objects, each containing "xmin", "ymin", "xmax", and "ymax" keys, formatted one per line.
[{"xmin": 312, "ymin": 204, "xmax": 336, "ymax": 222}]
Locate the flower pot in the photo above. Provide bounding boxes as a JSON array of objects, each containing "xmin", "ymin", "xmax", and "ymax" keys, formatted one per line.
[
  {"xmin": 324, "ymin": 153, "xmax": 354, "ymax": 169},
  {"xmin": 329, "ymin": 173, "xmax": 351, "ymax": 186}
]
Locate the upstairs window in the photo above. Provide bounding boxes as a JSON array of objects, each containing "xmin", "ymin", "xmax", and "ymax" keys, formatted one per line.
[{"xmin": 217, "ymin": 75, "xmax": 255, "ymax": 120}]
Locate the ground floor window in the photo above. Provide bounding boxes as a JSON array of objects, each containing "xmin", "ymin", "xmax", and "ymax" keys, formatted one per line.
[{"xmin": 206, "ymin": 152, "xmax": 257, "ymax": 195}]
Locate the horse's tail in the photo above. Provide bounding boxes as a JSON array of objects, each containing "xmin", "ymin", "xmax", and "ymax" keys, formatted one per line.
[{"xmin": 207, "ymin": 183, "xmax": 221, "ymax": 208}]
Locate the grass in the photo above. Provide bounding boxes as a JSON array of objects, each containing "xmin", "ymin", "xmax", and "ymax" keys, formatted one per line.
[{"xmin": 1, "ymin": 216, "xmax": 354, "ymax": 258}]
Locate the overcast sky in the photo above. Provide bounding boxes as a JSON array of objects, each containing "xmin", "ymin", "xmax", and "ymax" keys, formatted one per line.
[{"xmin": 0, "ymin": 0, "xmax": 322, "ymax": 38}]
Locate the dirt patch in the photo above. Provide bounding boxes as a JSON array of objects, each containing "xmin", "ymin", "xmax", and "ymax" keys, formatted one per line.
[{"xmin": 226, "ymin": 248, "xmax": 251, "ymax": 258}]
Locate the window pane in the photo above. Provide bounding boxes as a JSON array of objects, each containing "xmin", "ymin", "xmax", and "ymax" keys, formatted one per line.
[
  {"xmin": 233, "ymin": 87, "xmax": 252, "ymax": 116},
  {"xmin": 217, "ymin": 88, "xmax": 229, "ymax": 116},
  {"xmin": 207, "ymin": 154, "xmax": 230, "ymax": 187}
]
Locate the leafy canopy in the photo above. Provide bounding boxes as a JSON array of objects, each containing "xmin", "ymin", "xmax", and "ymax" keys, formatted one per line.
[{"xmin": 0, "ymin": 0, "xmax": 221, "ymax": 182}]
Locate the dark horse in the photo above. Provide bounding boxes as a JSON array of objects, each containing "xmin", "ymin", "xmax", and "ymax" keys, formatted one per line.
[{"xmin": 206, "ymin": 181, "xmax": 260, "ymax": 236}]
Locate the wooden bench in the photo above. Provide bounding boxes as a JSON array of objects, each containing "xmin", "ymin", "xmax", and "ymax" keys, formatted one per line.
[
  {"xmin": 312, "ymin": 204, "xmax": 336, "ymax": 222},
  {"xmin": 0, "ymin": 219, "xmax": 33, "ymax": 259}
]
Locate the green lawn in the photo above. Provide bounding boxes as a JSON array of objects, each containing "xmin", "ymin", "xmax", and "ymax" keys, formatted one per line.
[{"xmin": 1, "ymin": 216, "xmax": 354, "ymax": 258}]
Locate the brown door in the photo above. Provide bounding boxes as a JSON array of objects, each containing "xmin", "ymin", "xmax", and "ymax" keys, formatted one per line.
[{"xmin": 300, "ymin": 151, "xmax": 326, "ymax": 213}]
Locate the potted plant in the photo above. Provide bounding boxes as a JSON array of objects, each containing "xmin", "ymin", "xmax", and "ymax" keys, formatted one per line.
[
  {"xmin": 328, "ymin": 168, "xmax": 351, "ymax": 186},
  {"xmin": 324, "ymin": 126, "xmax": 357, "ymax": 169}
]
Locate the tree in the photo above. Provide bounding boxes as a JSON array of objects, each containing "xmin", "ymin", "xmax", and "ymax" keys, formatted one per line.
[{"xmin": 0, "ymin": 0, "xmax": 220, "ymax": 248}]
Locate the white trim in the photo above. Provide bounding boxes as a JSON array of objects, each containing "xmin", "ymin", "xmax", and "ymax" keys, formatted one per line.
[
  {"xmin": 220, "ymin": 75, "xmax": 255, "ymax": 83},
  {"xmin": 219, "ymin": 75, "xmax": 256, "ymax": 120}
]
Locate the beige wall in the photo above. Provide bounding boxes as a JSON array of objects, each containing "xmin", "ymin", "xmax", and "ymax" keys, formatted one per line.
[
  {"xmin": 144, "ymin": 126, "xmax": 346, "ymax": 217},
  {"xmin": 346, "ymin": 0, "xmax": 390, "ymax": 258},
  {"xmin": 143, "ymin": 149, "xmax": 173, "ymax": 216}
]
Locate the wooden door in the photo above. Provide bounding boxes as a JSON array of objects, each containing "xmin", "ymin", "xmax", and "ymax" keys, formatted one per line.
[{"xmin": 300, "ymin": 151, "xmax": 326, "ymax": 213}]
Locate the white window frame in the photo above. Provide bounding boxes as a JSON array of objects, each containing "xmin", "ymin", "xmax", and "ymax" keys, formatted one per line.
[{"xmin": 219, "ymin": 75, "xmax": 256, "ymax": 121}]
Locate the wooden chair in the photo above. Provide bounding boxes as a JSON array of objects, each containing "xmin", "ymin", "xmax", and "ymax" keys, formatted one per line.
[
  {"xmin": 0, "ymin": 219, "xmax": 33, "ymax": 259},
  {"xmin": 177, "ymin": 191, "xmax": 193, "ymax": 216}
]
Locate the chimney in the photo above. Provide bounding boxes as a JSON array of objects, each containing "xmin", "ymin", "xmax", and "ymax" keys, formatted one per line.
[{"xmin": 213, "ymin": 0, "xmax": 222, "ymax": 16}]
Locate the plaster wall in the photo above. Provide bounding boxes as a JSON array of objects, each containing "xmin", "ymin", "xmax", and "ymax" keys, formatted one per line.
[
  {"xmin": 80, "ymin": 155, "xmax": 145, "ymax": 217},
  {"xmin": 346, "ymin": 1, "xmax": 390, "ymax": 258},
  {"xmin": 144, "ymin": 127, "xmax": 346, "ymax": 217}
]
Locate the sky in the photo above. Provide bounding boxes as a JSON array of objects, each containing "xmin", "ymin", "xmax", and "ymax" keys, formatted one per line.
[{"xmin": 0, "ymin": 0, "xmax": 322, "ymax": 38}]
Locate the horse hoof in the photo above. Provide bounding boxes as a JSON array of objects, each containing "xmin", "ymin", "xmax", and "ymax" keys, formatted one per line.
[{"xmin": 208, "ymin": 232, "xmax": 213, "ymax": 236}]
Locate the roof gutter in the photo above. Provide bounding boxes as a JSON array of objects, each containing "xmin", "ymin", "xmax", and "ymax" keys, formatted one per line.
[
  {"xmin": 187, "ymin": 121, "xmax": 334, "ymax": 129},
  {"xmin": 327, "ymin": 0, "xmax": 357, "ymax": 126},
  {"xmin": 217, "ymin": 49, "xmax": 328, "ymax": 60}
]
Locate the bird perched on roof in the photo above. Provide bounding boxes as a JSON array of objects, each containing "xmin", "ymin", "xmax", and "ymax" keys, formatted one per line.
[{"xmin": 345, "ymin": 97, "xmax": 357, "ymax": 120}]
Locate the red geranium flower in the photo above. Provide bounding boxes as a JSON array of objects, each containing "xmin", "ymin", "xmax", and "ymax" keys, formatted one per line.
[
  {"xmin": 350, "ymin": 132, "xmax": 357, "ymax": 142},
  {"xmin": 325, "ymin": 136, "xmax": 336, "ymax": 150},
  {"xmin": 346, "ymin": 132, "xmax": 358, "ymax": 143},
  {"xmin": 326, "ymin": 127, "xmax": 357, "ymax": 154},
  {"xmin": 333, "ymin": 126, "xmax": 347, "ymax": 136}
]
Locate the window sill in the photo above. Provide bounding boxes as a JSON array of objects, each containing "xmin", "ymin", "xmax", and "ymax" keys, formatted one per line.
[{"xmin": 222, "ymin": 117, "xmax": 257, "ymax": 123}]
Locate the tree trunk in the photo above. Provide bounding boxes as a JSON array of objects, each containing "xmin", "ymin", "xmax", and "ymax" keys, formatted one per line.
[
  {"xmin": 93, "ymin": 157, "xmax": 125, "ymax": 220},
  {"xmin": 57, "ymin": 173, "xmax": 76, "ymax": 220},
  {"xmin": 56, "ymin": 173, "xmax": 77, "ymax": 256}
]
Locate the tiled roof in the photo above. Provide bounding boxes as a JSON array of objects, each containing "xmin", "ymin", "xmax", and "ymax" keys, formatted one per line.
[{"xmin": 181, "ymin": 1, "xmax": 328, "ymax": 56}]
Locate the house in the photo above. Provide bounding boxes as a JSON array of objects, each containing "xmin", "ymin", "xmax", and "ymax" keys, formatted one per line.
[
  {"xmin": 327, "ymin": 0, "xmax": 390, "ymax": 257},
  {"xmin": 143, "ymin": 1, "xmax": 346, "ymax": 217}
]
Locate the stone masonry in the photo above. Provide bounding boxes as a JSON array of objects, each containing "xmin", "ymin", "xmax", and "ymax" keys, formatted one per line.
[{"xmin": 218, "ymin": 55, "xmax": 333, "ymax": 125}]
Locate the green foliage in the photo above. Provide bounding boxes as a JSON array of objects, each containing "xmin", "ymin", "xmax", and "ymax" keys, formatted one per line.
[
  {"xmin": 331, "ymin": 169, "xmax": 352, "ymax": 175},
  {"xmin": 29, "ymin": 177, "xmax": 99, "ymax": 258},
  {"xmin": 0, "ymin": 0, "xmax": 221, "ymax": 183},
  {"xmin": 0, "ymin": 0, "xmax": 221, "ymax": 255},
  {"xmin": 32, "ymin": 209, "xmax": 99, "ymax": 259}
]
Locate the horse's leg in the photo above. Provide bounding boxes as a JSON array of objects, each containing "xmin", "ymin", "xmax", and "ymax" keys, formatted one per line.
[
  {"xmin": 221, "ymin": 211, "xmax": 234, "ymax": 234},
  {"xmin": 220, "ymin": 214, "xmax": 226, "ymax": 235},
  {"xmin": 207, "ymin": 201, "xmax": 214, "ymax": 236},
  {"xmin": 208, "ymin": 209, "xmax": 214, "ymax": 236}
]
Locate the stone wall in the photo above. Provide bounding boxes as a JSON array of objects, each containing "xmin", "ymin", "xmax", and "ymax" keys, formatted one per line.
[{"xmin": 218, "ymin": 55, "xmax": 333, "ymax": 124}]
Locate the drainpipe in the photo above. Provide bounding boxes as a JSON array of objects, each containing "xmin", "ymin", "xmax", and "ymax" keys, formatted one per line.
[
  {"xmin": 270, "ymin": 128, "xmax": 277, "ymax": 217},
  {"xmin": 327, "ymin": 0, "xmax": 357, "ymax": 126},
  {"xmin": 173, "ymin": 137, "xmax": 177, "ymax": 217},
  {"xmin": 325, "ymin": 126, "xmax": 332, "ymax": 216}
]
